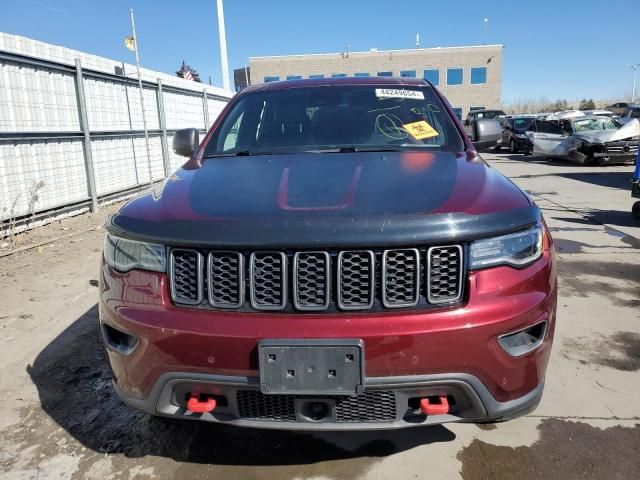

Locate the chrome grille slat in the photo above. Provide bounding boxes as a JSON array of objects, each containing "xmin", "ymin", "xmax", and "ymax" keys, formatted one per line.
[
  {"xmin": 250, "ymin": 252, "xmax": 287, "ymax": 310},
  {"xmin": 169, "ymin": 249, "xmax": 203, "ymax": 305},
  {"xmin": 427, "ymin": 245, "xmax": 463, "ymax": 304},
  {"xmin": 382, "ymin": 248, "xmax": 420, "ymax": 308},
  {"xmin": 337, "ymin": 250, "xmax": 375, "ymax": 310},
  {"xmin": 207, "ymin": 251, "xmax": 244, "ymax": 308},
  {"xmin": 293, "ymin": 252, "xmax": 331, "ymax": 311}
]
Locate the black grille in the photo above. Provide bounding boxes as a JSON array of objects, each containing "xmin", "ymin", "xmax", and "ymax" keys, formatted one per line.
[
  {"xmin": 236, "ymin": 390, "xmax": 397, "ymax": 423},
  {"xmin": 169, "ymin": 249, "xmax": 201, "ymax": 304},
  {"xmin": 382, "ymin": 249, "xmax": 420, "ymax": 308},
  {"xmin": 294, "ymin": 252, "xmax": 330, "ymax": 310},
  {"xmin": 338, "ymin": 251, "xmax": 375, "ymax": 309},
  {"xmin": 169, "ymin": 246, "xmax": 464, "ymax": 311},
  {"xmin": 207, "ymin": 252, "xmax": 243, "ymax": 308},
  {"xmin": 250, "ymin": 252, "xmax": 287, "ymax": 310},
  {"xmin": 427, "ymin": 246, "xmax": 463, "ymax": 303},
  {"xmin": 237, "ymin": 390, "xmax": 296, "ymax": 421},
  {"xmin": 335, "ymin": 391, "xmax": 397, "ymax": 422}
]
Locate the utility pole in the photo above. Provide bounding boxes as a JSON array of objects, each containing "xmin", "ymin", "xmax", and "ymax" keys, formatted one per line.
[
  {"xmin": 627, "ymin": 64, "xmax": 640, "ymax": 104},
  {"xmin": 216, "ymin": 0, "xmax": 231, "ymax": 91},
  {"xmin": 128, "ymin": 8, "xmax": 154, "ymax": 186}
]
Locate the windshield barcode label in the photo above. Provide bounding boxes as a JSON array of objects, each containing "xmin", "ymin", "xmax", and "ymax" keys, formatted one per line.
[{"xmin": 375, "ymin": 89, "xmax": 424, "ymax": 100}]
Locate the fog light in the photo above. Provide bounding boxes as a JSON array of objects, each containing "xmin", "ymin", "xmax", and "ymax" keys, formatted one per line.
[
  {"xmin": 101, "ymin": 322, "xmax": 139, "ymax": 356},
  {"xmin": 498, "ymin": 321, "xmax": 547, "ymax": 357}
]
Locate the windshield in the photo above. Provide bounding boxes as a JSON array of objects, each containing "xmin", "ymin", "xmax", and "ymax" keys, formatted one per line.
[
  {"xmin": 476, "ymin": 110, "xmax": 506, "ymax": 120},
  {"xmin": 202, "ymin": 85, "xmax": 465, "ymax": 157},
  {"xmin": 572, "ymin": 117, "xmax": 620, "ymax": 132},
  {"xmin": 513, "ymin": 118, "xmax": 534, "ymax": 130}
]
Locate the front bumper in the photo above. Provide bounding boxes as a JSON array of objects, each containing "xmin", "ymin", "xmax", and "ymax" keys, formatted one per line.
[
  {"xmin": 114, "ymin": 371, "xmax": 544, "ymax": 430},
  {"xmin": 513, "ymin": 137, "xmax": 533, "ymax": 151},
  {"xmin": 579, "ymin": 140, "xmax": 639, "ymax": 165},
  {"xmin": 99, "ymin": 249, "xmax": 556, "ymax": 429}
]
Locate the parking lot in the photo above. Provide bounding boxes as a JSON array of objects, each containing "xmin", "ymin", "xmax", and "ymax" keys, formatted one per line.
[{"xmin": 0, "ymin": 151, "xmax": 638, "ymax": 480}]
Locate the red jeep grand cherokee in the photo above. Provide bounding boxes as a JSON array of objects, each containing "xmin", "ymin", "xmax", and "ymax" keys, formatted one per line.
[{"xmin": 99, "ymin": 77, "xmax": 556, "ymax": 430}]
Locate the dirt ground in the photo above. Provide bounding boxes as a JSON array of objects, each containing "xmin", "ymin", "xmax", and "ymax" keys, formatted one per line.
[{"xmin": 0, "ymin": 152, "xmax": 639, "ymax": 479}]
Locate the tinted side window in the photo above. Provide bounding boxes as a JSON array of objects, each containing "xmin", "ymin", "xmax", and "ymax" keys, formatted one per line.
[{"xmin": 536, "ymin": 121, "xmax": 563, "ymax": 135}]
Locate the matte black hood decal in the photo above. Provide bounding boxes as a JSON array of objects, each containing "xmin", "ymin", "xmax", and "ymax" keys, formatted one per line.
[{"xmin": 109, "ymin": 151, "xmax": 536, "ymax": 248}]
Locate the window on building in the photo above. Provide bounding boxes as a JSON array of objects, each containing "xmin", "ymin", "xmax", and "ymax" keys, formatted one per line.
[
  {"xmin": 354, "ymin": 72, "xmax": 370, "ymax": 77},
  {"xmin": 470, "ymin": 67, "xmax": 487, "ymax": 84},
  {"xmin": 423, "ymin": 69, "xmax": 439, "ymax": 86},
  {"xmin": 264, "ymin": 76, "xmax": 280, "ymax": 83},
  {"xmin": 400, "ymin": 70, "xmax": 416, "ymax": 78},
  {"xmin": 452, "ymin": 107, "xmax": 463, "ymax": 120},
  {"xmin": 331, "ymin": 73, "xmax": 347, "ymax": 78},
  {"xmin": 447, "ymin": 68, "xmax": 463, "ymax": 86},
  {"xmin": 308, "ymin": 74, "xmax": 324, "ymax": 79},
  {"xmin": 377, "ymin": 71, "xmax": 393, "ymax": 77},
  {"xmin": 470, "ymin": 106, "xmax": 485, "ymax": 112},
  {"xmin": 286, "ymin": 75, "xmax": 302, "ymax": 80}
]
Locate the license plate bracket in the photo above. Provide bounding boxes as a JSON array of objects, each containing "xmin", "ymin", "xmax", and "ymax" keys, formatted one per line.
[{"xmin": 258, "ymin": 339, "xmax": 365, "ymax": 395}]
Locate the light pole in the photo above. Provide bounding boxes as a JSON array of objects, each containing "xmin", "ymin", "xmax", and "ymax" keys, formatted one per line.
[
  {"xmin": 216, "ymin": 0, "xmax": 231, "ymax": 91},
  {"xmin": 627, "ymin": 64, "xmax": 640, "ymax": 104}
]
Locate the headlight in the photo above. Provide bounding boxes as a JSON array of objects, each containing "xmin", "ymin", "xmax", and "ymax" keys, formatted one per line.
[
  {"xmin": 469, "ymin": 227, "xmax": 543, "ymax": 269},
  {"xmin": 103, "ymin": 233, "xmax": 166, "ymax": 273},
  {"xmin": 515, "ymin": 133, "xmax": 528, "ymax": 139}
]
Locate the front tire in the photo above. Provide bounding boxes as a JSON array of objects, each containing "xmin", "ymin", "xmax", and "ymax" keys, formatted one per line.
[
  {"xmin": 633, "ymin": 201, "xmax": 640, "ymax": 220},
  {"xmin": 510, "ymin": 139, "xmax": 519, "ymax": 154}
]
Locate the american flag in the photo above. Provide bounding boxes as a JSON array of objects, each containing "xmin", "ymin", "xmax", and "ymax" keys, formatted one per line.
[{"xmin": 183, "ymin": 68, "xmax": 194, "ymax": 81}]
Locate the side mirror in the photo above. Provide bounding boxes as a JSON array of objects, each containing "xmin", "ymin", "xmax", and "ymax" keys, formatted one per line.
[
  {"xmin": 471, "ymin": 118, "xmax": 502, "ymax": 150},
  {"xmin": 172, "ymin": 128, "xmax": 199, "ymax": 157}
]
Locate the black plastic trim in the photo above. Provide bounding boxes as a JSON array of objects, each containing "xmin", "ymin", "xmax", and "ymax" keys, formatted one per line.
[
  {"xmin": 112, "ymin": 371, "xmax": 545, "ymax": 430},
  {"xmin": 107, "ymin": 205, "xmax": 542, "ymax": 250}
]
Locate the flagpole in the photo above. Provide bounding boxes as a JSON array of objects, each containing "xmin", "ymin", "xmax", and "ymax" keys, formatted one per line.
[
  {"xmin": 129, "ymin": 8, "xmax": 154, "ymax": 187},
  {"xmin": 216, "ymin": 0, "xmax": 231, "ymax": 91}
]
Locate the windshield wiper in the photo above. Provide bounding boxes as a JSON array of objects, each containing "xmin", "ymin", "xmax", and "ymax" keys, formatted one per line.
[
  {"xmin": 309, "ymin": 146, "xmax": 409, "ymax": 153},
  {"xmin": 202, "ymin": 150, "xmax": 252, "ymax": 159}
]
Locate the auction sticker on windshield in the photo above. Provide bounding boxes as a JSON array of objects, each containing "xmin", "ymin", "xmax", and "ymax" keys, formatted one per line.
[
  {"xmin": 402, "ymin": 120, "xmax": 439, "ymax": 140},
  {"xmin": 375, "ymin": 88, "xmax": 425, "ymax": 100}
]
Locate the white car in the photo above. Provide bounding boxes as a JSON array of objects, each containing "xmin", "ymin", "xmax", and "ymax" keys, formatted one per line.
[{"xmin": 527, "ymin": 116, "xmax": 640, "ymax": 165}]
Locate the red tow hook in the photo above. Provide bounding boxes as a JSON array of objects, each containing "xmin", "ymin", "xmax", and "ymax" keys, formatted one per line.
[
  {"xmin": 420, "ymin": 396, "xmax": 450, "ymax": 415},
  {"xmin": 187, "ymin": 394, "xmax": 217, "ymax": 413}
]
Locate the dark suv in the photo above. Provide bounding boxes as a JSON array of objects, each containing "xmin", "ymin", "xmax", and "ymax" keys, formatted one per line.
[
  {"xmin": 501, "ymin": 117, "xmax": 536, "ymax": 154},
  {"xmin": 605, "ymin": 102, "xmax": 639, "ymax": 116},
  {"xmin": 100, "ymin": 77, "xmax": 556, "ymax": 430}
]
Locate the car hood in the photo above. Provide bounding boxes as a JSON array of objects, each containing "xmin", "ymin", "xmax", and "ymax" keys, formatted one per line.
[
  {"xmin": 574, "ymin": 118, "xmax": 640, "ymax": 143},
  {"xmin": 108, "ymin": 151, "xmax": 537, "ymax": 248}
]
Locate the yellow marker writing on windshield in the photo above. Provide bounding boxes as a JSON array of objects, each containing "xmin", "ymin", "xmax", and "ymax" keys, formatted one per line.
[{"xmin": 402, "ymin": 120, "xmax": 439, "ymax": 140}]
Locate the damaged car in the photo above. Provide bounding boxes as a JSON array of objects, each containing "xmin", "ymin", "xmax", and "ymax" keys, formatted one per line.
[{"xmin": 528, "ymin": 116, "xmax": 640, "ymax": 165}]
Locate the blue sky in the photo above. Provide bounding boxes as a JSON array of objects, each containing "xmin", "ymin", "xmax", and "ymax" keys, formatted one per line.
[{"xmin": 1, "ymin": 0, "xmax": 638, "ymax": 102}]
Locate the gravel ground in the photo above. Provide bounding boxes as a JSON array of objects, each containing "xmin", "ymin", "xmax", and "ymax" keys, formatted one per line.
[{"xmin": 0, "ymin": 152, "xmax": 638, "ymax": 480}]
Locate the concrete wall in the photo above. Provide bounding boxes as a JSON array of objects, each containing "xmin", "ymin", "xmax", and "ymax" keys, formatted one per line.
[{"xmin": 249, "ymin": 45, "xmax": 503, "ymax": 118}]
